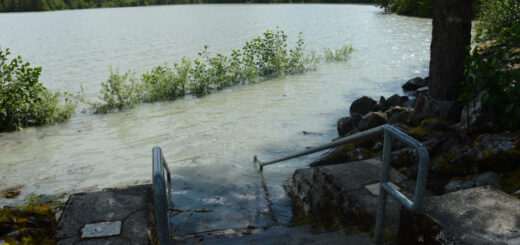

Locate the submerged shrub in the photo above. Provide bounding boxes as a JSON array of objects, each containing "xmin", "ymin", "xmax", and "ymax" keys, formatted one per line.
[
  {"xmin": 93, "ymin": 29, "xmax": 351, "ymax": 113},
  {"xmin": 93, "ymin": 67, "xmax": 143, "ymax": 113},
  {"xmin": 324, "ymin": 44, "xmax": 354, "ymax": 62},
  {"xmin": 0, "ymin": 48, "xmax": 75, "ymax": 132}
]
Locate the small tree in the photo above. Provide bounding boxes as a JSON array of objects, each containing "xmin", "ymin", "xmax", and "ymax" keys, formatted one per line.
[{"xmin": 375, "ymin": 0, "xmax": 394, "ymax": 12}]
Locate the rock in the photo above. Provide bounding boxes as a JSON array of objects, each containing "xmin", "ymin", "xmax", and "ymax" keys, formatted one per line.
[
  {"xmin": 388, "ymin": 111, "xmax": 413, "ymax": 125},
  {"xmin": 0, "ymin": 205, "xmax": 56, "ymax": 244},
  {"xmin": 374, "ymin": 96, "xmax": 387, "ymax": 112},
  {"xmin": 310, "ymin": 145, "xmax": 375, "ymax": 167},
  {"xmin": 403, "ymin": 97, "xmax": 415, "ymax": 108},
  {"xmin": 458, "ymin": 91, "xmax": 497, "ymax": 133},
  {"xmin": 413, "ymin": 94, "xmax": 428, "ymax": 114},
  {"xmin": 444, "ymin": 179, "xmax": 474, "ymax": 192},
  {"xmin": 386, "ymin": 94, "xmax": 409, "ymax": 108},
  {"xmin": 336, "ymin": 115, "xmax": 361, "ymax": 137},
  {"xmin": 0, "ymin": 186, "xmax": 22, "ymax": 199},
  {"xmin": 402, "ymin": 77, "xmax": 427, "ymax": 92},
  {"xmin": 414, "ymin": 86, "xmax": 429, "ymax": 97},
  {"xmin": 357, "ymin": 112, "xmax": 387, "ymax": 131},
  {"xmin": 284, "ymin": 168, "xmax": 313, "ymax": 216},
  {"xmin": 499, "ymin": 169, "xmax": 520, "ymax": 194},
  {"xmin": 386, "ymin": 106, "xmax": 411, "ymax": 117},
  {"xmin": 391, "ymin": 148, "xmax": 417, "ymax": 169},
  {"xmin": 475, "ymin": 172, "xmax": 499, "ymax": 188},
  {"xmin": 349, "ymin": 96, "xmax": 377, "ymax": 116},
  {"xmin": 420, "ymin": 118, "xmax": 449, "ymax": 131},
  {"xmin": 435, "ymin": 134, "xmax": 520, "ymax": 176}
]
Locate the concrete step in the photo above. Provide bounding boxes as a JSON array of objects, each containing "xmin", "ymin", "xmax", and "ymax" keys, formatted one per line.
[
  {"xmin": 199, "ymin": 225, "xmax": 374, "ymax": 245},
  {"xmin": 286, "ymin": 159, "xmax": 416, "ymax": 236},
  {"xmin": 398, "ymin": 186, "xmax": 520, "ymax": 244}
]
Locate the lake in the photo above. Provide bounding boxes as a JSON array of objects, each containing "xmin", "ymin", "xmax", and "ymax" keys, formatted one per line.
[{"xmin": 0, "ymin": 4, "xmax": 431, "ymax": 234}]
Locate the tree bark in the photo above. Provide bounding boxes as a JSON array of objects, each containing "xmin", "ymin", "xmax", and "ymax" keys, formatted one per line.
[{"xmin": 428, "ymin": 0, "xmax": 472, "ymax": 100}]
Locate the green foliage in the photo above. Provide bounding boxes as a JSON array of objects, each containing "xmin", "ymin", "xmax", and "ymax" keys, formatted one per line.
[
  {"xmin": 390, "ymin": 0, "xmax": 432, "ymax": 18},
  {"xmin": 93, "ymin": 67, "xmax": 143, "ymax": 113},
  {"xmin": 24, "ymin": 193, "xmax": 67, "ymax": 212},
  {"xmin": 0, "ymin": 48, "xmax": 76, "ymax": 132},
  {"xmin": 0, "ymin": 0, "xmax": 376, "ymax": 12},
  {"xmin": 474, "ymin": 0, "xmax": 520, "ymax": 43},
  {"xmin": 460, "ymin": 1, "xmax": 520, "ymax": 130},
  {"xmin": 93, "ymin": 29, "xmax": 343, "ymax": 113},
  {"xmin": 324, "ymin": 44, "xmax": 353, "ymax": 62},
  {"xmin": 374, "ymin": 0, "xmax": 394, "ymax": 12}
]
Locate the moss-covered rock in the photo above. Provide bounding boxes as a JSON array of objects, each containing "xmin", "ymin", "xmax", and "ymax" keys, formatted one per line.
[
  {"xmin": 435, "ymin": 134, "xmax": 520, "ymax": 176},
  {"xmin": 0, "ymin": 204, "xmax": 56, "ymax": 244},
  {"xmin": 499, "ymin": 169, "xmax": 520, "ymax": 194},
  {"xmin": 0, "ymin": 186, "xmax": 22, "ymax": 199}
]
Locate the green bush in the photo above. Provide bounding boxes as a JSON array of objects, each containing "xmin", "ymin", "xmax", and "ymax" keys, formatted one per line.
[
  {"xmin": 324, "ymin": 44, "xmax": 353, "ymax": 62},
  {"xmin": 93, "ymin": 29, "xmax": 349, "ymax": 113},
  {"xmin": 390, "ymin": 0, "xmax": 432, "ymax": 18},
  {"xmin": 460, "ymin": 0, "xmax": 520, "ymax": 130},
  {"xmin": 93, "ymin": 67, "xmax": 143, "ymax": 113},
  {"xmin": 474, "ymin": 0, "xmax": 520, "ymax": 43},
  {"xmin": 0, "ymin": 48, "xmax": 76, "ymax": 132}
]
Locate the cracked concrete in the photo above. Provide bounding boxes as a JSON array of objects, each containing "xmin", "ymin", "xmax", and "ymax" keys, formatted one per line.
[{"xmin": 55, "ymin": 184, "xmax": 157, "ymax": 244}]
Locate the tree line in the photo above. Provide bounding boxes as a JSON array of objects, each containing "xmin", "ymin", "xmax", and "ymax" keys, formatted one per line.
[{"xmin": 0, "ymin": 0, "xmax": 373, "ymax": 12}]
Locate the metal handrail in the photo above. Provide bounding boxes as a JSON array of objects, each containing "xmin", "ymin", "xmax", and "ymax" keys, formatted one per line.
[
  {"xmin": 152, "ymin": 146, "xmax": 173, "ymax": 245},
  {"xmin": 253, "ymin": 124, "xmax": 429, "ymax": 244}
]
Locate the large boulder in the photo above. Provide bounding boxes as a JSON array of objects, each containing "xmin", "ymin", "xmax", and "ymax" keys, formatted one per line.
[
  {"xmin": 412, "ymin": 95, "xmax": 461, "ymax": 124},
  {"xmin": 386, "ymin": 94, "xmax": 409, "ymax": 108},
  {"xmin": 434, "ymin": 134, "xmax": 520, "ymax": 176},
  {"xmin": 387, "ymin": 107, "xmax": 414, "ymax": 125},
  {"xmin": 357, "ymin": 112, "xmax": 387, "ymax": 131},
  {"xmin": 336, "ymin": 115, "xmax": 361, "ymax": 137},
  {"xmin": 349, "ymin": 96, "xmax": 377, "ymax": 116},
  {"xmin": 402, "ymin": 77, "xmax": 427, "ymax": 92},
  {"xmin": 458, "ymin": 91, "xmax": 497, "ymax": 133}
]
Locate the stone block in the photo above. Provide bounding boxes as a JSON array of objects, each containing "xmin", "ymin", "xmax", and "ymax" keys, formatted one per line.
[{"xmin": 288, "ymin": 159, "xmax": 415, "ymax": 234}]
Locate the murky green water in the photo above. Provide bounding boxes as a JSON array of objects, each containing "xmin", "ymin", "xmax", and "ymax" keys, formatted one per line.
[{"xmin": 0, "ymin": 4, "xmax": 431, "ymax": 233}]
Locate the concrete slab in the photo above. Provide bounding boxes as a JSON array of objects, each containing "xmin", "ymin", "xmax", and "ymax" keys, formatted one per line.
[
  {"xmin": 55, "ymin": 184, "xmax": 157, "ymax": 244},
  {"xmin": 398, "ymin": 186, "xmax": 520, "ymax": 244},
  {"xmin": 81, "ymin": 221, "xmax": 122, "ymax": 238}
]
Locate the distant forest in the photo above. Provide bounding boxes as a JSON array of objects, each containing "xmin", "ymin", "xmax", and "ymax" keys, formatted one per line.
[{"xmin": 0, "ymin": 0, "xmax": 373, "ymax": 12}]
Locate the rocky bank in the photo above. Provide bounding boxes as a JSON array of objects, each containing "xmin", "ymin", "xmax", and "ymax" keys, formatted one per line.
[{"xmin": 308, "ymin": 76, "xmax": 520, "ymax": 197}]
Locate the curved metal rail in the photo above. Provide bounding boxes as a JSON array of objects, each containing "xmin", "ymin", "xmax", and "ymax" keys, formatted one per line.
[
  {"xmin": 153, "ymin": 146, "xmax": 173, "ymax": 245},
  {"xmin": 253, "ymin": 124, "xmax": 429, "ymax": 243}
]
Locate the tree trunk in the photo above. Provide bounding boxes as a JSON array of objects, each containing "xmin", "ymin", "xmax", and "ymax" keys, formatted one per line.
[{"xmin": 428, "ymin": 0, "xmax": 472, "ymax": 100}]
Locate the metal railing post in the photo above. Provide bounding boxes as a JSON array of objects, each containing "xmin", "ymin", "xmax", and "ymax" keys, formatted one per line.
[
  {"xmin": 152, "ymin": 146, "xmax": 173, "ymax": 245},
  {"xmin": 375, "ymin": 131, "xmax": 393, "ymax": 243}
]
